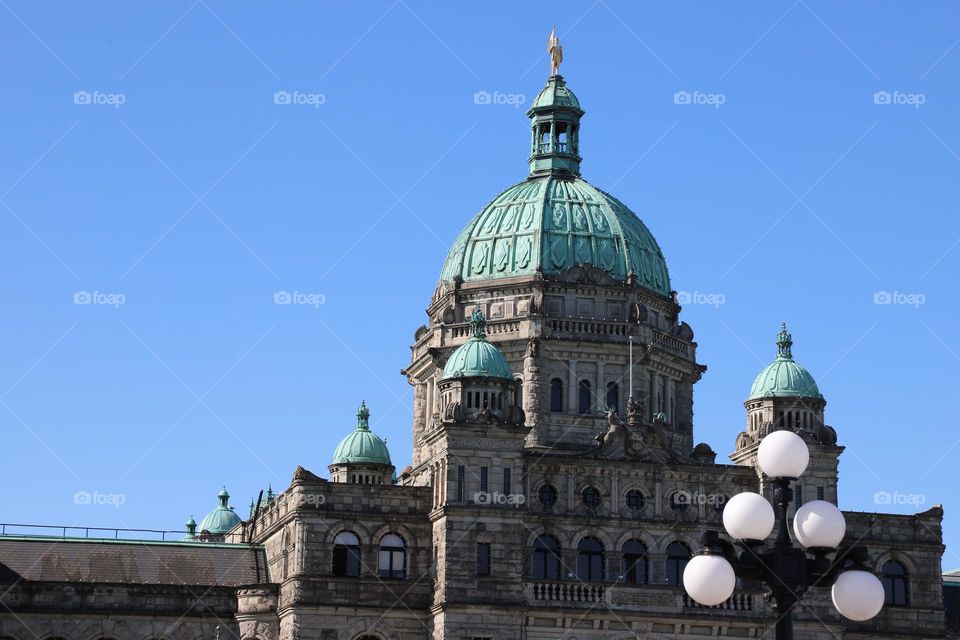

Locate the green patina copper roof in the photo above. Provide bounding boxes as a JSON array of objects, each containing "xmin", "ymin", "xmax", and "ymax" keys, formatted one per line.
[
  {"xmin": 441, "ymin": 310, "xmax": 513, "ymax": 381},
  {"xmin": 530, "ymin": 74, "xmax": 581, "ymax": 110},
  {"xmin": 332, "ymin": 401, "xmax": 392, "ymax": 466},
  {"xmin": 438, "ymin": 75, "xmax": 670, "ymax": 296},
  {"xmin": 198, "ymin": 487, "xmax": 242, "ymax": 535},
  {"xmin": 749, "ymin": 324, "xmax": 822, "ymax": 400}
]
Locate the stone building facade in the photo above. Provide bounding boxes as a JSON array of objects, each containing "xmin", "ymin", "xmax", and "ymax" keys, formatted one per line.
[{"xmin": 0, "ymin": 61, "xmax": 951, "ymax": 640}]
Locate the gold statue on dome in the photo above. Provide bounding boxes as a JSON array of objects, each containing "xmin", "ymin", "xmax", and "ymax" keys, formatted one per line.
[{"xmin": 548, "ymin": 26, "xmax": 563, "ymax": 76}]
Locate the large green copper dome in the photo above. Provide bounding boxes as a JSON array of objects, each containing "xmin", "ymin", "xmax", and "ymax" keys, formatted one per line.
[
  {"xmin": 198, "ymin": 487, "xmax": 242, "ymax": 535},
  {"xmin": 441, "ymin": 310, "xmax": 513, "ymax": 381},
  {"xmin": 749, "ymin": 324, "xmax": 822, "ymax": 400},
  {"xmin": 332, "ymin": 401, "xmax": 392, "ymax": 466},
  {"xmin": 438, "ymin": 75, "xmax": 670, "ymax": 297}
]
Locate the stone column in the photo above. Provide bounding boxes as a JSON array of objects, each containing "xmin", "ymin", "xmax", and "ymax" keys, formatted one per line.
[
  {"xmin": 523, "ymin": 340, "xmax": 541, "ymax": 430},
  {"xmin": 648, "ymin": 370, "xmax": 658, "ymax": 421},
  {"xmin": 567, "ymin": 359, "xmax": 578, "ymax": 414},
  {"xmin": 596, "ymin": 361, "xmax": 605, "ymax": 411},
  {"xmin": 665, "ymin": 376, "xmax": 674, "ymax": 424}
]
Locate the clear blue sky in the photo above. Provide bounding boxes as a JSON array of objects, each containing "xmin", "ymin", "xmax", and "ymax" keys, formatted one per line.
[{"xmin": 2, "ymin": 1, "xmax": 958, "ymax": 564}]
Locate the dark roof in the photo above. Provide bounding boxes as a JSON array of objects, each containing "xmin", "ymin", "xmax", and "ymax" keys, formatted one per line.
[
  {"xmin": 0, "ymin": 537, "xmax": 267, "ymax": 586},
  {"xmin": 945, "ymin": 570, "xmax": 960, "ymax": 628}
]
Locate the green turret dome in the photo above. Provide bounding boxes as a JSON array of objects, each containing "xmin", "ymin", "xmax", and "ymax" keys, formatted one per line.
[
  {"xmin": 441, "ymin": 311, "xmax": 513, "ymax": 381},
  {"xmin": 332, "ymin": 401, "xmax": 392, "ymax": 466},
  {"xmin": 438, "ymin": 75, "xmax": 670, "ymax": 297},
  {"xmin": 531, "ymin": 74, "xmax": 581, "ymax": 110},
  {"xmin": 749, "ymin": 324, "xmax": 822, "ymax": 400},
  {"xmin": 198, "ymin": 487, "xmax": 242, "ymax": 535}
]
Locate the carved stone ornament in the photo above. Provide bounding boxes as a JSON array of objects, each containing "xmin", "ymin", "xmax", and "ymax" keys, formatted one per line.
[{"xmin": 554, "ymin": 262, "xmax": 622, "ymax": 285}]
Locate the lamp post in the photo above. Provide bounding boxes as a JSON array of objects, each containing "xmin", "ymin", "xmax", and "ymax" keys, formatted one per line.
[{"xmin": 682, "ymin": 430, "xmax": 885, "ymax": 640}]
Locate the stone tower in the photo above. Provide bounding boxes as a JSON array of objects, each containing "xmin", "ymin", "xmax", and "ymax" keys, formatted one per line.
[{"xmin": 404, "ymin": 71, "xmax": 706, "ymax": 468}]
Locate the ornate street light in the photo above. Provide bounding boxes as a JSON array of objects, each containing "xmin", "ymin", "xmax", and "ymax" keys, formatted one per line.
[{"xmin": 683, "ymin": 430, "xmax": 885, "ymax": 639}]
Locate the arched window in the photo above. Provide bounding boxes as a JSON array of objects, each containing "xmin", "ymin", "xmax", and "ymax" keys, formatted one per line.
[
  {"xmin": 622, "ymin": 540, "xmax": 648, "ymax": 584},
  {"xmin": 882, "ymin": 560, "xmax": 909, "ymax": 606},
  {"xmin": 550, "ymin": 378, "xmax": 564, "ymax": 412},
  {"xmin": 577, "ymin": 537, "xmax": 604, "ymax": 582},
  {"xmin": 531, "ymin": 534, "xmax": 561, "ymax": 579},
  {"xmin": 666, "ymin": 542, "xmax": 691, "ymax": 586},
  {"xmin": 332, "ymin": 531, "xmax": 361, "ymax": 577},
  {"xmin": 606, "ymin": 382, "xmax": 619, "ymax": 411},
  {"xmin": 378, "ymin": 533, "xmax": 406, "ymax": 579},
  {"xmin": 578, "ymin": 380, "xmax": 592, "ymax": 414},
  {"xmin": 514, "ymin": 378, "xmax": 523, "ymax": 408}
]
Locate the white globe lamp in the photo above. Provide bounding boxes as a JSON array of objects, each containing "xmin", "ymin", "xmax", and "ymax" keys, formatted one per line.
[
  {"xmin": 757, "ymin": 430, "xmax": 809, "ymax": 478},
  {"xmin": 832, "ymin": 569, "xmax": 885, "ymax": 621},
  {"xmin": 723, "ymin": 492, "xmax": 775, "ymax": 542},
  {"xmin": 793, "ymin": 500, "xmax": 846, "ymax": 549},
  {"xmin": 683, "ymin": 554, "xmax": 736, "ymax": 606}
]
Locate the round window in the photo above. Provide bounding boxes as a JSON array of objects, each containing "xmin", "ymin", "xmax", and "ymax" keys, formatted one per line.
[
  {"xmin": 625, "ymin": 489, "xmax": 645, "ymax": 511},
  {"xmin": 669, "ymin": 491, "xmax": 690, "ymax": 513},
  {"xmin": 581, "ymin": 487, "xmax": 601, "ymax": 509},
  {"xmin": 538, "ymin": 484, "xmax": 558, "ymax": 506}
]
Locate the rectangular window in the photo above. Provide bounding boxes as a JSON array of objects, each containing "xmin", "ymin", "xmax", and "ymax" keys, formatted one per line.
[
  {"xmin": 795, "ymin": 484, "xmax": 803, "ymax": 507},
  {"xmin": 480, "ymin": 467, "xmax": 488, "ymax": 493},
  {"xmin": 502, "ymin": 468, "xmax": 511, "ymax": 496},
  {"xmin": 817, "ymin": 486, "xmax": 825, "ymax": 501},
  {"xmin": 457, "ymin": 465, "xmax": 465, "ymax": 502},
  {"xmin": 476, "ymin": 543, "xmax": 491, "ymax": 576}
]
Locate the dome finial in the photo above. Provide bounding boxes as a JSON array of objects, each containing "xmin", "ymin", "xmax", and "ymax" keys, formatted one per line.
[
  {"xmin": 218, "ymin": 486, "xmax": 230, "ymax": 507},
  {"xmin": 356, "ymin": 400, "xmax": 371, "ymax": 430},
  {"xmin": 548, "ymin": 26, "xmax": 563, "ymax": 77},
  {"xmin": 777, "ymin": 322, "xmax": 793, "ymax": 359},
  {"xmin": 470, "ymin": 308, "xmax": 487, "ymax": 339}
]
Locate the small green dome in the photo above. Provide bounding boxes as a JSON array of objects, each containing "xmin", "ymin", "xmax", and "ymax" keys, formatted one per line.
[
  {"xmin": 198, "ymin": 487, "xmax": 242, "ymax": 535},
  {"xmin": 749, "ymin": 324, "xmax": 822, "ymax": 400},
  {"xmin": 332, "ymin": 401, "xmax": 392, "ymax": 466},
  {"xmin": 530, "ymin": 74, "xmax": 581, "ymax": 111},
  {"xmin": 182, "ymin": 515, "xmax": 197, "ymax": 541},
  {"xmin": 441, "ymin": 311, "xmax": 513, "ymax": 381}
]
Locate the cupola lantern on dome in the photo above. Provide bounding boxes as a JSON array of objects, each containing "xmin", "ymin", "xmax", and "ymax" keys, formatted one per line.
[
  {"xmin": 436, "ymin": 310, "xmax": 526, "ymax": 427},
  {"xmin": 196, "ymin": 486, "xmax": 242, "ymax": 542},
  {"xmin": 437, "ymin": 32, "xmax": 671, "ymax": 296},
  {"xmin": 329, "ymin": 401, "xmax": 395, "ymax": 485},
  {"xmin": 441, "ymin": 310, "xmax": 513, "ymax": 381},
  {"xmin": 749, "ymin": 323, "xmax": 822, "ymax": 400}
]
